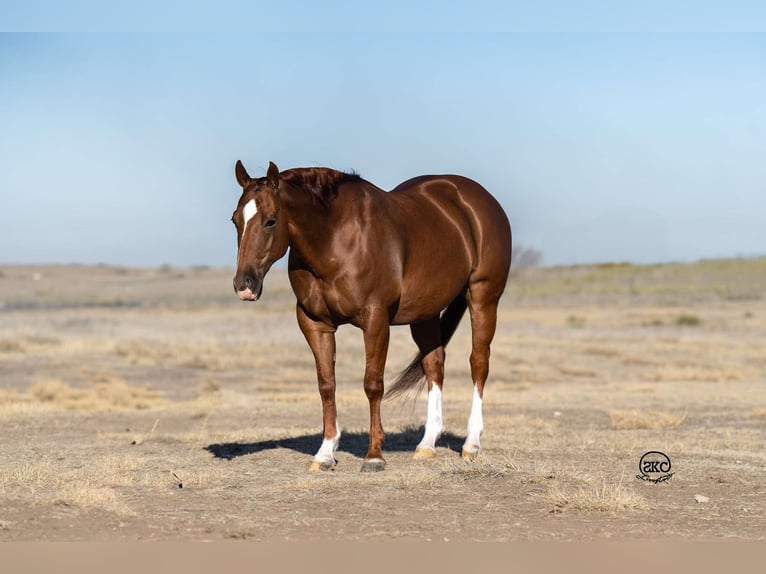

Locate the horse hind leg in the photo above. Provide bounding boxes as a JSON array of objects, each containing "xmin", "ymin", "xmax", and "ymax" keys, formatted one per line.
[
  {"xmin": 410, "ymin": 318, "xmax": 445, "ymax": 459},
  {"xmin": 463, "ymin": 284, "xmax": 501, "ymax": 460}
]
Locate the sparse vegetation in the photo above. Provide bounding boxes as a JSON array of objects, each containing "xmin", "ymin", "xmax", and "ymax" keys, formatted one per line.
[
  {"xmin": 28, "ymin": 379, "xmax": 165, "ymax": 410},
  {"xmin": 0, "ymin": 260, "xmax": 764, "ymax": 541},
  {"xmin": 677, "ymin": 313, "xmax": 702, "ymax": 326},
  {"xmin": 567, "ymin": 315, "xmax": 586, "ymax": 328},
  {"xmin": 0, "ymin": 339, "xmax": 23, "ymax": 352},
  {"xmin": 440, "ymin": 457, "xmax": 518, "ymax": 480},
  {"xmin": 610, "ymin": 410, "xmax": 686, "ymax": 430},
  {"xmin": 546, "ymin": 477, "xmax": 647, "ymax": 513}
]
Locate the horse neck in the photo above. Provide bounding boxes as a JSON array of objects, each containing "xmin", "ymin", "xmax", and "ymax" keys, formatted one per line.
[{"xmin": 283, "ymin": 188, "xmax": 335, "ymax": 272}]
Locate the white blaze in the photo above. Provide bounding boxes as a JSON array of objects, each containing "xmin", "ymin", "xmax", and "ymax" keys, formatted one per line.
[
  {"xmin": 418, "ymin": 384, "xmax": 443, "ymax": 452},
  {"xmin": 242, "ymin": 198, "xmax": 257, "ymax": 236}
]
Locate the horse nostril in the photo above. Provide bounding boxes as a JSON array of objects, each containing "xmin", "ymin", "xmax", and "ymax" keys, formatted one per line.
[{"xmin": 234, "ymin": 276, "xmax": 255, "ymax": 293}]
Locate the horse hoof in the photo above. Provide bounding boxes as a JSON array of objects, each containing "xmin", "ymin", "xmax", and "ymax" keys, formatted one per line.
[
  {"xmin": 308, "ymin": 459, "xmax": 336, "ymax": 472},
  {"xmin": 412, "ymin": 446, "xmax": 436, "ymax": 460},
  {"xmin": 360, "ymin": 458, "xmax": 386, "ymax": 472},
  {"xmin": 461, "ymin": 448, "xmax": 480, "ymax": 461}
]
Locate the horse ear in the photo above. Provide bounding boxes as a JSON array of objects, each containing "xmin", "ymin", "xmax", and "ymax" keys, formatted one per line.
[
  {"xmin": 235, "ymin": 160, "xmax": 251, "ymax": 188},
  {"xmin": 267, "ymin": 161, "xmax": 280, "ymax": 189}
]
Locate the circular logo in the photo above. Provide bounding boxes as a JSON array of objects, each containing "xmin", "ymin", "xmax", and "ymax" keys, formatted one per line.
[{"xmin": 637, "ymin": 451, "xmax": 673, "ymax": 483}]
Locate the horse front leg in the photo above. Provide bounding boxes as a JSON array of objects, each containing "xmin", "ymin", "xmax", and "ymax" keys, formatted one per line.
[
  {"xmin": 296, "ymin": 306, "xmax": 340, "ymax": 471},
  {"xmin": 360, "ymin": 306, "xmax": 390, "ymax": 472}
]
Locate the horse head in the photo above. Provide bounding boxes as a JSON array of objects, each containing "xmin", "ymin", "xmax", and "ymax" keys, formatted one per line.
[{"xmin": 231, "ymin": 160, "xmax": 290, "ymax": 301}]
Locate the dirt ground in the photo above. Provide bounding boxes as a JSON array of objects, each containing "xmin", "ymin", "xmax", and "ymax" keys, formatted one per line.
[{"xmin": 1, "ymin": 259, "xmax": 765, "ymax": 541}]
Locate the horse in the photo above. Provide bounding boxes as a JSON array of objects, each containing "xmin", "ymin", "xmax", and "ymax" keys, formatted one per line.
[{"xmin": 231, "ymin": 160, "xmax": 511, "ymax": 472}]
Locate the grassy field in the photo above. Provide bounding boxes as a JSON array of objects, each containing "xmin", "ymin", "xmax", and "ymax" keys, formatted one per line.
[{"xmin": 1, "ymin": 259, "xmax": 765, "ymax": 541}]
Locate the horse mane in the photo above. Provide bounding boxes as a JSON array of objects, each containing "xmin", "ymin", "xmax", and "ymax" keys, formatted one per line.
[{"xmin": 280, "ymin": 168, "xmax": 362, "ymax": 207}]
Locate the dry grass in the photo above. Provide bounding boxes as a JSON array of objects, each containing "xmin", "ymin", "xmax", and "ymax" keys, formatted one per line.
[
  {"xmin": 113, "ymin": 341, "xmax": 177, "ymax": 366},
  {"xmin": 0, "ymin": 335, "xmax": 62, "ymax": 353},
  {"xmin": 0, "ymin": 453, "xmax": 220, "ymax": 517},
  {"xmin": 1, "ymin": 461, "xmax": 54, "ymax": 493},
  {"xmin": 545, "ymin": 477, "xmax": 648, "ymax": 513},
  {"xmin": 0, "ymin": 388, "xmax": 24, "ymax": 403},
  {"xmin": 640, "ymin": 366, "xmax": 759, "ymax": 382},
  {"xmin": 1, "ymin": 261, "xmax": 765, "ymax": 541},
  {"xmin": 610, "ymin": 410, "xmax": 687, "ymax": 430},
  {"xmin": 582, "ymin": 346, "xmax": 622, "ymax": 358},
  {"xmin": 493, "ymin": 414, "xmax": 556, "ymax": 434},
  {"xmin": 0, "ymin": 339, "xmax": 24, "ymax": 352},
  {"xmin": 676, "ymin": 313, "xmax": 702, "ymax": 326},
  {"xmin": 440, "ymin": 456, "xmax": 519, "ymax": 480},
  {"xmin": 0, "ymin": 379, "xmax": 224, "ymax": 417},
  {"xmin": 261, "ymin": 392, "xmax": 317, "ymax": 404},
  {"xmin": 27, "ymin": 379, "xmax": 166, "ymax": 411},
  {"xmin": 112, "ymin": 338, "xmax": 316, "ymax": 373},
  {"xmin": 0, "ymin": 460, "xmax": 141, "ymax": 517},
  {"xmin": 557, "ymin": 365, "xmax": 598, "ymax": 378},
  {"xmin": 54, "ymin": 485, "xmax": 135, "ymax": 516}
]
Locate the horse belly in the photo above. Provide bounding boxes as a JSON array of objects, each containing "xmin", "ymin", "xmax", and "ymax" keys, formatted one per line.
[{"xmin": 392, "ymin": 239, "xmax": 472, "ymax": 325}]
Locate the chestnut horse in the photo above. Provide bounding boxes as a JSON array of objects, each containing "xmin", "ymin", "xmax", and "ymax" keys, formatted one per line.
[{"xmin": 231, "ymin": 160, "xmax": 511, "ymax": 472}]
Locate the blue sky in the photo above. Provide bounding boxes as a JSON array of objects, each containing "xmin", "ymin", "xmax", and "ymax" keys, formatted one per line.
[{"xmin": 1, "ymin": 4, "xmax": 765, "ymax": 266}]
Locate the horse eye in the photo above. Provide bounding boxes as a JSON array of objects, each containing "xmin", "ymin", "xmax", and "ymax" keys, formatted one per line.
[{"xmin": 264, "ymin": 218, "xmax": 277, "ymax": 228}]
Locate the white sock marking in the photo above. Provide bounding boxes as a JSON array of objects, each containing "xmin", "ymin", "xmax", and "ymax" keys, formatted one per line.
[
  {"xmin": 418, "ymin": 384, "xmax": 443, "ymax": 451},
  {"xmin": 314, "ymin": 420, "xmax": 341, "ymax": 464},
  {"xmin": 242, "ymin": 198, "xmax": 257, "ymax": 236},
  {"xmin": 464, "ymin": 385, "xmax": 484, "ymax": 453}
]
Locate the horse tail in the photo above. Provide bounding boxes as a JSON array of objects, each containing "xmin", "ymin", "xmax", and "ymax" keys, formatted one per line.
[{"xmin": 384, "ymin": 295, "xmax": 468, "ymax": 400}]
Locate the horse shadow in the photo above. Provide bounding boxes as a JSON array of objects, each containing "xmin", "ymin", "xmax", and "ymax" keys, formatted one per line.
[{"xmin": 205, "ymin": 425, "xmax": 465, "ymax": 460}]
